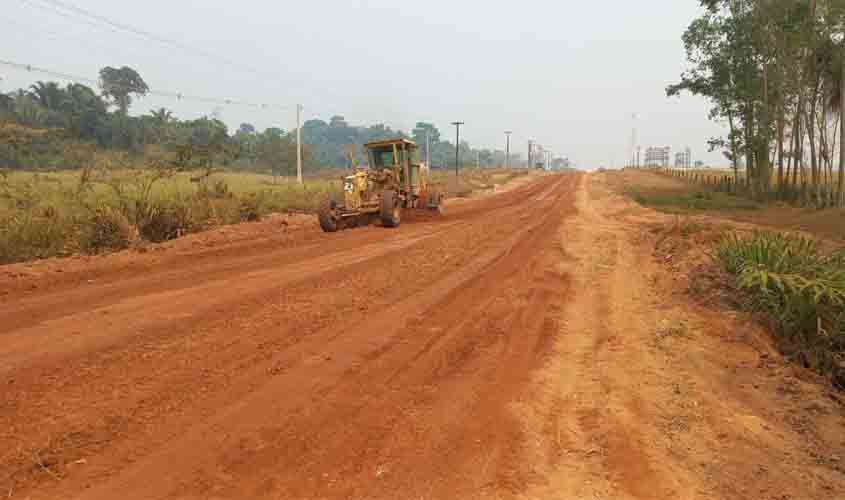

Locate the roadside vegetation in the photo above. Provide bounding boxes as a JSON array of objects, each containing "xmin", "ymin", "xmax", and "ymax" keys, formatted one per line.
[
  {"xmin": 608, "ymin": 169, "xmax": 761, "ymax": 214},
  {"xmin": 718, "ymin": 232, "xmax": 845, "ymax": 388},
  {"xmin": 605, "ymin": 168, "xmax": 845, "ymax": 388},
  {"xmin": 0, "ymin": 162, "xmax": 341, "ymax": 264},
  {"xmin": 627, "ymin": 188, "xmax": 760, "ymax": 212},
  {"xmin": 0, "ymin": 159, "xmax": 528, "ymax": 265}
]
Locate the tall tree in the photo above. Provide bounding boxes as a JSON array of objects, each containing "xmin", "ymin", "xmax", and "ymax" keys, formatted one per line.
[{"xmin": 99, "ymin": 66, "xmax": 149, "ymax": 115}]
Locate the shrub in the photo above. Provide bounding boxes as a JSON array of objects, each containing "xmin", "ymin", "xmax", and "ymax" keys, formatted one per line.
[
  {"xmin": 138, "ymin": 204, "xmax": 196, "ymax": 243},
  {"xmin": 238, "ymin": 194, "xmax": 261, "ymax": 222},
  {"xmin": 717, "ymin": 232, "xmax": 845, "ymax": 387},
  {"xmin": 79, "ymin": 208, "xmax": 135, "ymax": 254}
]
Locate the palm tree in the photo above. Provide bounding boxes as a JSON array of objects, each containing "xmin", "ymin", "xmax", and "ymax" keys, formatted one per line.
[
  {"xmin": 147, "ymin": 108, "xmax": 174, "ymax": 143},
  {"xmin": 0, "ymin": 93, "xmax": 13, "ymax": 113},
  {"xmin": 27, "ymin": 81, "xmax": 65, "ymax": 111},
  {"xmin": 12, "ymin": 90, "xmax": 46, "ymax": 127},
  {"xmin": 149, "ymin": 107, "xmax": 173, "ymax": 125}
]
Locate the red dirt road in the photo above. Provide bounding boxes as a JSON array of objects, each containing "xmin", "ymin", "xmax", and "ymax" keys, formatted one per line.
[{"xmin": 1, "ymin": 174, "xmax": 577, "ymax": 499}]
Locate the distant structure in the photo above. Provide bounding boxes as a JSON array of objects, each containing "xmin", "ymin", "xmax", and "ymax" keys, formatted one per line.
[
  {"xmin": 552, "ymin": 157, "xmax": 572, "ymax": 170},
  {"xmin": 644, "ymin": 146, "xmax": 671, "ymax": 168},
  {"xmin": 675, "ymin": 147, "xmax": 692, "ymax": 169}
]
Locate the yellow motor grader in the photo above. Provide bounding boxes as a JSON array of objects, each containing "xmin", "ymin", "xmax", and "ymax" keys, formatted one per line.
[{"xmin": 318, "ymin": 139, "xmax": 444, "ymax": 232}]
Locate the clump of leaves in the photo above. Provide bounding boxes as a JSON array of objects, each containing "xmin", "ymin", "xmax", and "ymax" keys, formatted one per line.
[{"xmin": 717, "ymin": 232, "xmax": 845, "ymax": 387}]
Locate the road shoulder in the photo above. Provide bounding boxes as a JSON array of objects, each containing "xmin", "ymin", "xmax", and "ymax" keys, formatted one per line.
[{"xmin": 517, "ymin": 173, "xmax": 845, "ymax": 499}]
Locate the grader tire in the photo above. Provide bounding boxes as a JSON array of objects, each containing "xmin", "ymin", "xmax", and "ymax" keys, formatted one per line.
[
  {"xmin": 416, "ymin": 190, "xmax": 428, "ymax": 209},
  {"xmin": 380, "ymin": 190, "xmax": 401, "ymax": 228},
  {"xmin": 429, "ymin": 189, "xmax": 445, "ymax": 215},
  {"xmin": 318, "ymin": 200, "xmax": 340, "ymax": 233}
]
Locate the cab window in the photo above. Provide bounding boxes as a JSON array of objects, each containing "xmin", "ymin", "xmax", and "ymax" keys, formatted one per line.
[{"xmin": 369, "ymin": 147, "xmax": 395, "ymax": 168}]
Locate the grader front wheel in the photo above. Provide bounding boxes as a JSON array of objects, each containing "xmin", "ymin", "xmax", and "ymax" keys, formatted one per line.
[
  {"xmin": 318, "ymin": 200, "xmax": 341, "ymax": 233},
  {"xmin": 380, "ymin": 190, "xmax": 402, "ymax": 228}
]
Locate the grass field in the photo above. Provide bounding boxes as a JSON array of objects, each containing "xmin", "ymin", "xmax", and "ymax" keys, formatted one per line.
[
  {"xmin": 607, "ymin": 168, "xmax": 761, "ymax": 213},
  {"xmin": 0, "ymin": 166, "xmax": 531, "ymax": 265}
]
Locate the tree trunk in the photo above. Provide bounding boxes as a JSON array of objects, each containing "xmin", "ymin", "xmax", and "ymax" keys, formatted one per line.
[
  {"xmin": 793, "ymin": 93, "xmax": 804, "ymax": 193},
  {"xmin": 818, "ymin": 98, "xmax": 831, "ymax": 206},
  {"xmin": 745, "ymin": 102, "xmax": 755, "ymax": 192},
  {"xmin": 807, "ymin": 99, "xmax": 819, "ymax": 205},
  {"xmin": 759, "ymin": 63, "xmax": 772, "ymax": 199},
  {"xmin": 777, "ymin": 102, "xmax": 785, "ymax": 198},
  {"xmin": 839, "ymin": 46, "xmax": 845, "ymax": 206},
  {"xmin": 728, "ymin": 108, "xmax": 740, "ymax": 192}
]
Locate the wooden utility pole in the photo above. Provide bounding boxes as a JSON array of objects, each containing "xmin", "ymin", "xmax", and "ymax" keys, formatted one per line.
[
  {"xmin": 296, "ymin": 104, "xmax": 303, "ymax": 185},
  {"xmin": 426, "ymin": 129, "xmax": 431, "ymax": 167},
  {"xmin": 505, "ymin": 131, "xmax": 512, "ymax": 169},
  {"xmin": 451, "ymin": 121, "xmax": 464, "ymax": 177}
]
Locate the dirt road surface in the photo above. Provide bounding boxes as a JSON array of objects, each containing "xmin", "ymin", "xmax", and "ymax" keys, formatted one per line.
[{"xmin": 2, "ymin": 173, "xmax": 844, "ymax": 500}]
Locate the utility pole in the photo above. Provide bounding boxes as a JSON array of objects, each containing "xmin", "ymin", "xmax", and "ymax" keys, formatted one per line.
[
  {"xmin": 631, "ymin": 112, "xmax": 638, "ymax": 169},
  {"xmin": 451, "ymin": 121, "xmax": 464, "ymax": 177},
  {"xmin": 505, "ymin": 131, "xmax": 512, "ymax": 169},
  {"xmin": 426, "ymin": 129, "xmax": 431, "ymax": 167},
  {"xmin": 528, "ymin": 140, "xmax": 534, "ymax": 169},
  {"xmin": 476, "ymin": 150, "xmax": 480, "ymax": 169},
  {"xmin": 296, "ymin": 104, "xmax": 303, "ymax": 185}
]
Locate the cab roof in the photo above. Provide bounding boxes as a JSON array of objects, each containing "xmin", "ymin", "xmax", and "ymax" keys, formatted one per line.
[{"xmin": 364, "ymin": 138, "xmax": 418, "ymax": 150}]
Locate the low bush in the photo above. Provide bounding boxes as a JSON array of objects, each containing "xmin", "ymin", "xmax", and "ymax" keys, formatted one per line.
[
  {"xmin": 717, "ymin": 232, "xmax": 845, "ymax": 387},
  {"xmin": 138, "ymin": 204, "xmax": 196, "ymax": 243},
  {"xmin": 79, "ymin": 208, "xmax": 135, "ymax": 253}
]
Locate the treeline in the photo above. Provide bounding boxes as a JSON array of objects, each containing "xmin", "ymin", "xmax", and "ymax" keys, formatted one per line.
[
  {"xmin": 301, "ymin": 118, "xmax": 517, "ymax": 170},
  {"xmin": 0, "ymin": 65, "xmax": 514, "ymax": 173},
  {"xmin": 669, "ymin": 0, "xmax": 845, "ymax": 207}
]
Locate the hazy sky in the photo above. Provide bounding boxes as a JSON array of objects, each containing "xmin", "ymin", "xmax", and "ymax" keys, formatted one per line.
[{"xmin": 1, "ymin": 0, "xmax": 725, "ymax": 168}]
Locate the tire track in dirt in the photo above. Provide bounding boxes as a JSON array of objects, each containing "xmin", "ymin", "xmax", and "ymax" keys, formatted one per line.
[
  {"xmin": 1, "ymin": 174, "xmax": 577, "ymax": 500},
  {"xmin": 0, "ymin": 177, "xmax": 550, "ymax": 335}
]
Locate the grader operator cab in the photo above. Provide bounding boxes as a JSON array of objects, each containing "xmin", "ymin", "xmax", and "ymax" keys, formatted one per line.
[{"xmin": 318, "ymin": 139, "xmax": 444, "ymax": 232}]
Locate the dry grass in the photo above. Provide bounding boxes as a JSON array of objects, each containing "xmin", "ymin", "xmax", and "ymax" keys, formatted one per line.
[
  {"xmin": 430, "ymin": 168, "xmax": 533, "ymax": 198},
  {"xmin": 0, "ymin": 167, "xmax": 529, "ymax": 265},
  {"xmin": 0, "ymin": 170, "xmax": 341, "ymax": 264}
]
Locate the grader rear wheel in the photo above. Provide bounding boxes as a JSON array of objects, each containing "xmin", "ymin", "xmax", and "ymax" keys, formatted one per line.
[
  {"xmin": 416, "ymin": 190, "xmax": 428, "ymax": 209},
  {"xmin": 428, "ymin": 189, "xmax": 443, "ymax": 208}
]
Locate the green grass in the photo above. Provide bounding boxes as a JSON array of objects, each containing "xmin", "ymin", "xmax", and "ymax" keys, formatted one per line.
[{"xmin": 717, "ymin": 232, "xmax": 845, "ymax": 388}]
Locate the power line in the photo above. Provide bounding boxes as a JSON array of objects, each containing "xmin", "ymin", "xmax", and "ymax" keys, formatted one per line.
[
  {"xmin": 18, "ymin": 0, "xmax": 417, "ymax": 125},
  {"xmin": 0, "ymin": 58, "xmax": 295, "ymax": 111},
  {"xmin": 0, "ymin": 14, "xmax": 150, "ymax": 64},
  {"xmin": 23, "ymin": 0, "xmax": 273, "ymax": 79}
]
